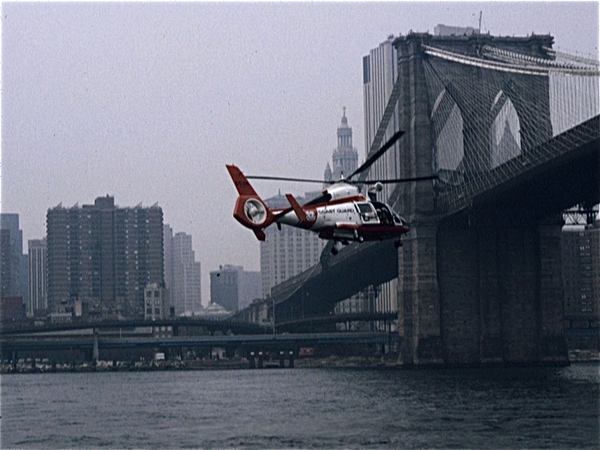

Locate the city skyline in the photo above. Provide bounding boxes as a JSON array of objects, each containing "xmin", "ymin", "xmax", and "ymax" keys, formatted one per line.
[{"xmin": 2, "ymin": 2, "xmax": 598, "ymax": 302}]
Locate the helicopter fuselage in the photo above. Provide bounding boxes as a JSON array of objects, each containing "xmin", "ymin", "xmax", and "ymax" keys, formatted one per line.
[
  {"xmin": 226, "ymin": 164, "xmax": 412, "ymax": 252},
  {"xmin": 272, "ymin": 182, "xmax": 409, "ymax": 243}
]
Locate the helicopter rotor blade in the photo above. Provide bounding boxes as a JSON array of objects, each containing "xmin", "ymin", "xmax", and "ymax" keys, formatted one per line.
[
  {"xmin": 359, "ymin": 175, "xmax": 439, "ymax": 185},
  {"xmin": 348, "ymin": 130, "xmax": 405, "ymax": 180},
  {"xmin": 245, "ymin": 172, "xmax": 437, "ymax": 186},
  {"xmin": 244, "ymin": 128, "xmax": 435, "ymax": 187},
  {"xmin": 246, "ymin": 175, "xmax": 329, "ymax": 184}
]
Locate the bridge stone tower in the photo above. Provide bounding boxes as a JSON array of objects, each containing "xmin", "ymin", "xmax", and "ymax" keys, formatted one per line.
[{"xmin": 389, "ymin": 32, "xmax": 568, "ymax": 366}]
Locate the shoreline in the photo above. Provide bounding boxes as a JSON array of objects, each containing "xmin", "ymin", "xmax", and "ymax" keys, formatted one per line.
[{"xmin": 2, "ymin": 353, "xmax": 598, "ymax": 374}]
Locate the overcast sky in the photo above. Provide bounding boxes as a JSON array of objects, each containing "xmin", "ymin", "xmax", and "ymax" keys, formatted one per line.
[{"xmin": 2, "ymin": 1, "xmax": 598, "ymax": 304}]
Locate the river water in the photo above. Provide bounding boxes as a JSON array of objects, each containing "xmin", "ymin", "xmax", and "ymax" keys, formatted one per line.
[{"xmin": 1, "ymin": 363, "xmax": 598, "ymax": 449}]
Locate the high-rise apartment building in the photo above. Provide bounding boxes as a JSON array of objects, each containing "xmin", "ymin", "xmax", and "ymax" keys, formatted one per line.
[
  {"xmin": 28, "ymin": 238, "xmax": 47, "ymax": 316},
  {"xmin": 46, "ymin": 196, "xmax": 164, "ymax": 320},
  {"xmin": 210, "ymin": 265, "xmax": 261, "ymax": 312}
]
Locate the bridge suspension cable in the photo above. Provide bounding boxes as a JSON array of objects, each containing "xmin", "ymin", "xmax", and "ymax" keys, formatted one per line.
[
  {"xmin": 481, "ymin": 45, "xmax": 600, "ymax": 75},
  {"xmin": 543, "ymin": 47, "xmax": 600, "ymax": 68},
  {"xmin": 421, "ymin": 43, "xmax": 599, "ymax": 212},
  {"xmin": 422, "ymin": 44, "xmax": 600, "ymax": 76}
]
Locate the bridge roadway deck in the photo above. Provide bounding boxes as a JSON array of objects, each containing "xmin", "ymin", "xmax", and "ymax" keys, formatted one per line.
[
  {"xmin": 0, "ymin": 332, "xmax": 394, "ymax": 353},
  {"xmin": 266, "ymin": 118, "xmax": 600, "ymax": 317},
  {"xmin": 271, "ymin": 239, "xmax": 399, "ymax": 322}
]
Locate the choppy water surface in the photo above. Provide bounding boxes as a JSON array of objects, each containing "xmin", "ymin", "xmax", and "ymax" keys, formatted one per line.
[{"xmin": 2, "ymin": 363, "xmax": 598, "ymax": 449}]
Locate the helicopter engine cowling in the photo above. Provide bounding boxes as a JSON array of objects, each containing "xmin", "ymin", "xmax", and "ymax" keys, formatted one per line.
[
  {"xmin": 324, "ymin": 183, "xmax": 363, "ymax": 202},
  {"xmin": 368, "ymin": 182, "xmax": 384, "ymax": 201}
]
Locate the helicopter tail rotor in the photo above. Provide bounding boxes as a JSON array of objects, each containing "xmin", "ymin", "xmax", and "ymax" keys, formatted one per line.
[{"xmin": 227, "ymin": 165, "xmax": 275, "ymax": 240}]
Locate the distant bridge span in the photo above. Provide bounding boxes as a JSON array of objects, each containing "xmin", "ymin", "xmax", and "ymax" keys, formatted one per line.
[{"xmin": 0, "ymin": 317, "xmax": 268, "ymax": 337}]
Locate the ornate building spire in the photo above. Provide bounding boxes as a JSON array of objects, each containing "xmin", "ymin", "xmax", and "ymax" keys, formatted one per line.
[
  {"xmin": 332, "ymin": 107, "xmax": 358, "ymax": 180},
  {"xmin": 324, "ymin": 162, "xmax": 332, "ymax": 183}
]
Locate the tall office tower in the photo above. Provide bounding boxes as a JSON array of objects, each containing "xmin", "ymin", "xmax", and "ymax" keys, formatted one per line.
[
  {"xmin": 363, "ymin": 35, "xmax": 401, "ymax": 203},
  {"xmin": 260, "ymin": 193, "xmax": 326, "ymax": 299},
  {"xmin": 46, "ymin": 196, "xmax": 164, "ymax": 320},
  {"xmin": 0, "ymin": 229, "xmax": 12, "ymax": 297},
  {"xmin": 362, "ymin": 36, "xmax": 402, "ymax": 316},
  {"xmin": 321, "ymin": 109, "xmax": 367, "ymax": 318},
  {"xmin": 28, "ymin": 238, "xmax": 47, "ymax": 316},
  {"xmin": 163, "ymin": 224, "xmax": 174, "ymax": 293},
  {"xmin": 0, "ymin": 214, "xmax": 28, "ymax": 304},
  {"xmin": 210, "ymin": 265, "xmax": 261, "ymax": 312},
  {"xmin": 562, "ymin": 220, "xmax": 600, "ymax": 317},
  {"xmin": 170, "ymin": 231, "xmax": 202, "ymax": 315}
]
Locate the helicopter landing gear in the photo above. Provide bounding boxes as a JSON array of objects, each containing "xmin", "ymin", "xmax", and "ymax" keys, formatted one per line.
[{"xmin": 331, "ymin": 240, "xmax": 344, "ymax": 255}]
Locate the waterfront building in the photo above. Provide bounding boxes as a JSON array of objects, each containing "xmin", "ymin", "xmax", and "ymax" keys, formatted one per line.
[
  {"xmin": 144, "ymin": 282, "xmax": 171, "ymax": 320},
  {"xmin": 164, "ymin": 226, "xmax": 202, "ymax": 315},
  {"xmin": 210, "ymin": 265, "xmax": 261, "ymax": 312},
  {"xmin": 28, "ymin": 238, "xmax": 47, "ymax": 316},
  {"xmin": 0, "ymin": 296, "xmax": 26, "ymax": 324},
  {"xmin": 46, "ymin": 196, "xmax": 164, "ymax": 320},
  {"xmin": 562, "ymin": 219, "xmax": 600, "ymax": 317},
  {"xmin": 0, "ymin": 214, "xmax": 28, "ymax": 307},
  {"xmin": 1, "ymin": 229, "xmax": 12, "ymax": 298},
  {"xmin": 196, "ymin": 301, "xmax": 231, "ymax": 319}
]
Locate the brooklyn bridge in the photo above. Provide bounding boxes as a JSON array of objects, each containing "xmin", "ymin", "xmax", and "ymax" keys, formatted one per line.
[{"xmin": 237, "ymin": 32, "xmax": 600, "ymax": 366}]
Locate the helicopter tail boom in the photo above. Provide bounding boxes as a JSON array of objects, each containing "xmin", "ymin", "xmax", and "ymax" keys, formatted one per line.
[{"xmin": 227, "ymin": 165, "xmax": 275, "ymax": 241}]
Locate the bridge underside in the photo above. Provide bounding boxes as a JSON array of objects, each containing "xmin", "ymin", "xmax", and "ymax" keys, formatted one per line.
[
  {"xmin": 269, "ymin": 127, "xmax": 598, "ymax": 366},
  {"xmin": 450, "ymin": 119, "xmax": 600, "ymax": 226},
  {"xmin": 273, "ymin": 240, "xmax": 398, "ymax": 323}
]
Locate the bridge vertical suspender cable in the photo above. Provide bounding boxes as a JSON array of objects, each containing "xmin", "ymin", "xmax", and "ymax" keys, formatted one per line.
[{"xmin": 420, "ymin": 43, "xmax": 600, "ymax": 213}]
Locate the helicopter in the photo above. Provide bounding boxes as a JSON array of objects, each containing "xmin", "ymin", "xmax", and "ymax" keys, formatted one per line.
[{"xmin": 226, "ymin": 130, "xmax": 437, "ymax": 255}]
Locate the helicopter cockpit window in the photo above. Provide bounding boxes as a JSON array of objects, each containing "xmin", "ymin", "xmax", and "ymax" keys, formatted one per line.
[
  {"xmin": 356, "ymin": 202, "xmax": 377, "ymax": 222},
  {"xmin": 379, "ymin": 205, "xmax": 394, "ymax": 225},
  {"xmin": 371, "ymin": 201, "xmax": 395, "ymax": 225}
]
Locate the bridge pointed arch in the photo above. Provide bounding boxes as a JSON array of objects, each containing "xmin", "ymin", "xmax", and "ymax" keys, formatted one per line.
[
  {"xmin": 490, "ymin": 91, "xmax": 522, "ymax": 167},
  {"xmin": 431, "ymin": 88, "xmax": 465, "ymax": 181}
]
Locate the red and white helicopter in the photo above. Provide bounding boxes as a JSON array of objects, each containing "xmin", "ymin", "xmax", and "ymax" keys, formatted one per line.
[{"xmin": 227, "ymin": 131, "xmax": 437, "ymax": 255}]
